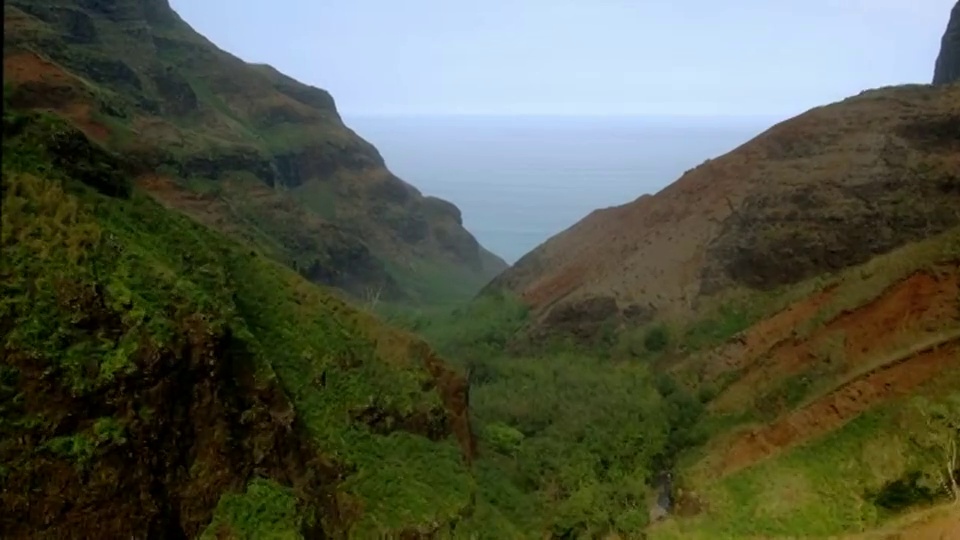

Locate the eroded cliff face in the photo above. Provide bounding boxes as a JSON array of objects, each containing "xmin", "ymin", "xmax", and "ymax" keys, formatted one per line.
[
  {"xmin": 1, "ymin": 105, "xmax": 479, "ymax": 537},
  {"xmin": 486, "ymin": 85, "xmax": 960, "ymax": 340},
  {"xmin": 1, "ymin": 319, "xmax": 343, "ymax": 539},
  {"xmin": 2, "ymin": 0, "xmax": 506, "ymax": 305},
  {"xmin": 934, "ymin": 1, "xmax": 960, "ymax": 84}
]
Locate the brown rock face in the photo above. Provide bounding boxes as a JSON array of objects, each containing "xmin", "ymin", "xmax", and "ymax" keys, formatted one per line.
[
  {"xmin": 488, "ymin": 85, "xmax": 960, "ymax": 331},
  {"xmin": 934, "ymin": 1, "xmax": 960, "ymax": 85}
]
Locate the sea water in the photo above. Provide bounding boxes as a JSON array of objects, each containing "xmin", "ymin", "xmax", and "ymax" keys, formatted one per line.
[{"xmin": 346, "ymin": 114, "xmax": 778, "ymax": 264}]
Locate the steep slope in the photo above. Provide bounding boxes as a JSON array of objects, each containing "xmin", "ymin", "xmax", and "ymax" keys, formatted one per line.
[
  {"xmin": 487, "ymin": 84, "xmax": 960, "ymax": 339},
  {"xmin": 646, "ymin": 239, "xmax": 960, "ymax": 539},
  {"xmin": 934, "ymin": 1, "xmax": 960, "ymax": 85},
  {"xmin": 2, "ymin": 0, "xmax": 507, "ymax": 307},
  {"xmin": 462, "ymin": 23, "xmax": 960, "ymax": 536},
  {"xmin": 0, "ymin": 106, "xmax": 478, "ymax": 538}
]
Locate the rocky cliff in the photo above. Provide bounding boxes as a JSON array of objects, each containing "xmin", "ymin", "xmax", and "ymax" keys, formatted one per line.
[
  {"xmin": 2, "ymin": 0, "xmax": 506, "ymax": 306},
  {"xmin": 486, "ymin": 84, "xmax": 960, "ymax": 339},
  {"xmin": 934, "ymin": 1, "xmax": 960, "ymax": 84}
]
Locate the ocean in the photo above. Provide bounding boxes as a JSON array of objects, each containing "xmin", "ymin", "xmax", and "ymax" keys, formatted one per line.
[{"xmin": 345, "ymin": 114, "xmax": 780, "ymax": 264}]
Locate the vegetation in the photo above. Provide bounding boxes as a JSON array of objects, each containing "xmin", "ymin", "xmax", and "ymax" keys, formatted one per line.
[
  {"xmin": 4, "ymin": 3, "xmax": 959, "ymax": 536},
  {"xmin": 1, "ymin": 107, "xmax": 474, "ymax": 536},
  {"xmin": 373, "ymin": 229, "xmax": 960, "ymax": 537},
  {"xmin": 910, "ymin": 395, "xmax": 960, "ymax": 504},
  {"xmin": 653, "ymin": 382, "xmax": 960, "ymax": 539},
  {"xmin": 387, "ymin": 292, "xmax": 710, "ymax": 537},
  {"xmin": 5, "ymin": 111, "xmax": 954, "ymax": 537},
  {"xmin": 201, "ymin": 479, "xmax": 309, "ymax": 540}
]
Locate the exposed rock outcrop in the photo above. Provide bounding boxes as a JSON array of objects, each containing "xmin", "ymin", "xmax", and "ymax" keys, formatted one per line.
[{"xmin": 934, "ymin": 1, "xmax": 960, "ymax": 85}]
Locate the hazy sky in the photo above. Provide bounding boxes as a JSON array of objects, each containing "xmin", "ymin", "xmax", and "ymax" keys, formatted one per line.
[{"xmin": 170, "ymin": 0, "xmax": 954, "ymax": 116}]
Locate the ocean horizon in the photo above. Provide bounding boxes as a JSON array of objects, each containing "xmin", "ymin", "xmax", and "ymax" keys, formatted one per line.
[{"xmin": 345, "ymin": 113, "xmax": 782, "ymax": 264}]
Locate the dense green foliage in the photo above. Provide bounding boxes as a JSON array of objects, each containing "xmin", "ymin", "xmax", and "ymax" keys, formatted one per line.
[
  {"xmin": 398, "ymin": 293, "xmax": 710, "ymax": 538},
  {"xmin": 201, "ymin": 479, "xmax": 309, "ymax": 540},
  {"xmin": 1, "ymin": 108, "xmax": 473, "ymax": 537},
  {"xmin": 0, "ymin": 92, "xmax": 713, "ymax": 540},
  {"xmin": 5, "ymin": 90, "xmax": 958, "ymax": 538}
]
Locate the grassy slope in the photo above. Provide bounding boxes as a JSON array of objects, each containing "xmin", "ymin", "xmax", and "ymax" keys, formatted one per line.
[
  {"xmin": 0, "ymin": 106, "xmax": 478, "ymax": 537},
  {"xmin": 644, "ymin": 232, "xmax": 960, "ymax": 538}
]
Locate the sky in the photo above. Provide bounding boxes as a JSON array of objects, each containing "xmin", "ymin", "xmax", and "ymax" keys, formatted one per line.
[{"xmin": 169, "ymin": 0, "xmax": 954, "ymax": 117}]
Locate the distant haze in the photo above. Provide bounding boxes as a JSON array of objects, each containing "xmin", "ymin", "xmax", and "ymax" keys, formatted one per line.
[
  {"xmin": 346, "ymin": 115, "xmax": 773, "ymax": 263},
  {"xmin": 171, "ymin": 0, "xmax": 952, "ymax": 117},
  {"xmin": 169, "ymin": 0, "xmax": 956, "ymax": 262}
]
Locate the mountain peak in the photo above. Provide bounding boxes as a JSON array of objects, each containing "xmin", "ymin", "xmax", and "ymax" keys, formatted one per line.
[{"xmin": 933, "ymin": 1, "xmax": 960, "ymax": 84}]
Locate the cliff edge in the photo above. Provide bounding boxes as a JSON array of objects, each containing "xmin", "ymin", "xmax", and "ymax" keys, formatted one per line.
[{"xmin": 934, "ymin": 1, "xmax": 960, "ymax": 84}]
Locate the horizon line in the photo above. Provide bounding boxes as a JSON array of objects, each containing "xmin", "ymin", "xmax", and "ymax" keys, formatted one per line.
[{"xmin": 342, "ymin": 111, "xmax": 790, "ymax": 118}]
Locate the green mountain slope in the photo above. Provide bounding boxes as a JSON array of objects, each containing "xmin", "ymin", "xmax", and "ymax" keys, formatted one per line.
[
  {"xmin": 0, "ymin": 105, "xmax": 478, "ymax": 538},
  {"xmin": 4, "ymin": 2, "xmax": 958, "ymax": 539},
  {"xmin": 3, "ymin": 0, "xmax": 506, "ymax": 308}
]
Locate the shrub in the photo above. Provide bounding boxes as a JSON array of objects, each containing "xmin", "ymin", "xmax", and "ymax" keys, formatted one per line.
[{"xmin": 644, "ymin": 325, "xmax": 670, "ymax": 352}]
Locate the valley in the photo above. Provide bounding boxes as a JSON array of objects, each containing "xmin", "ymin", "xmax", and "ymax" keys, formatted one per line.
[{"xmin": 2, "ymin": 0, "xmax": 958, "ymax": 538}]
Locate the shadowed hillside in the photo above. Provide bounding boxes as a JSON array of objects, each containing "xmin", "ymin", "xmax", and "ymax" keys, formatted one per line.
[
  {"xmin": 934, "ymin": 1, "xmax": 960, "ymax": 84},
  {"xmin": 0, "ymin": 103, "xmax": 480, "ymax": 538},
  {"xmin": 2, "ymin": 0, "xmax": 506, "ymax": 307}
]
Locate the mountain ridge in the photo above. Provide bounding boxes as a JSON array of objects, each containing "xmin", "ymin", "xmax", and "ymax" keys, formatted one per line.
[
  {"xmin": 486, "ymin": 84, "xmax": 960, "ymax": 341},
  {"xmin": 4, "ymin": 1, "xmax": 960, "ymax": 538},
  {"xmin": 2, "ymin": 0, "xmax": 506, "ymax": 307},
  {"xmin": 933, "ymin": 1, "xmax": 960, "ymax": 84},
  {"xmin": 1, "ymin": 0, "xmax": 498, "ymax": 536}
]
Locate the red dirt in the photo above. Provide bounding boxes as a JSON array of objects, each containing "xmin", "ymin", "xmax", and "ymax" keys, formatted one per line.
[
  {"xmin": 715, "ymin": 339, "xmax": 959, "ymax": 477},
  {"xmin": 137, "ymin": 174, "xmax": 230, "ymax": 225},
  {"xmin": 712, "ymin": 267, "xmax": 960, "ymax": 414},
  {"xmin": 3, "ymin": 51, "xmax": 112, "ymax": 143},
  {"xmin": 739, "ymin": 285, "xmax": 838, "ymax": 362},
  {"xmin": 676, "ymin": 284, "xmax": 840, "ymax": 380},
  {"xmin": 3, "ymin": 51, "xmax": 76, "ymax": 85}
]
